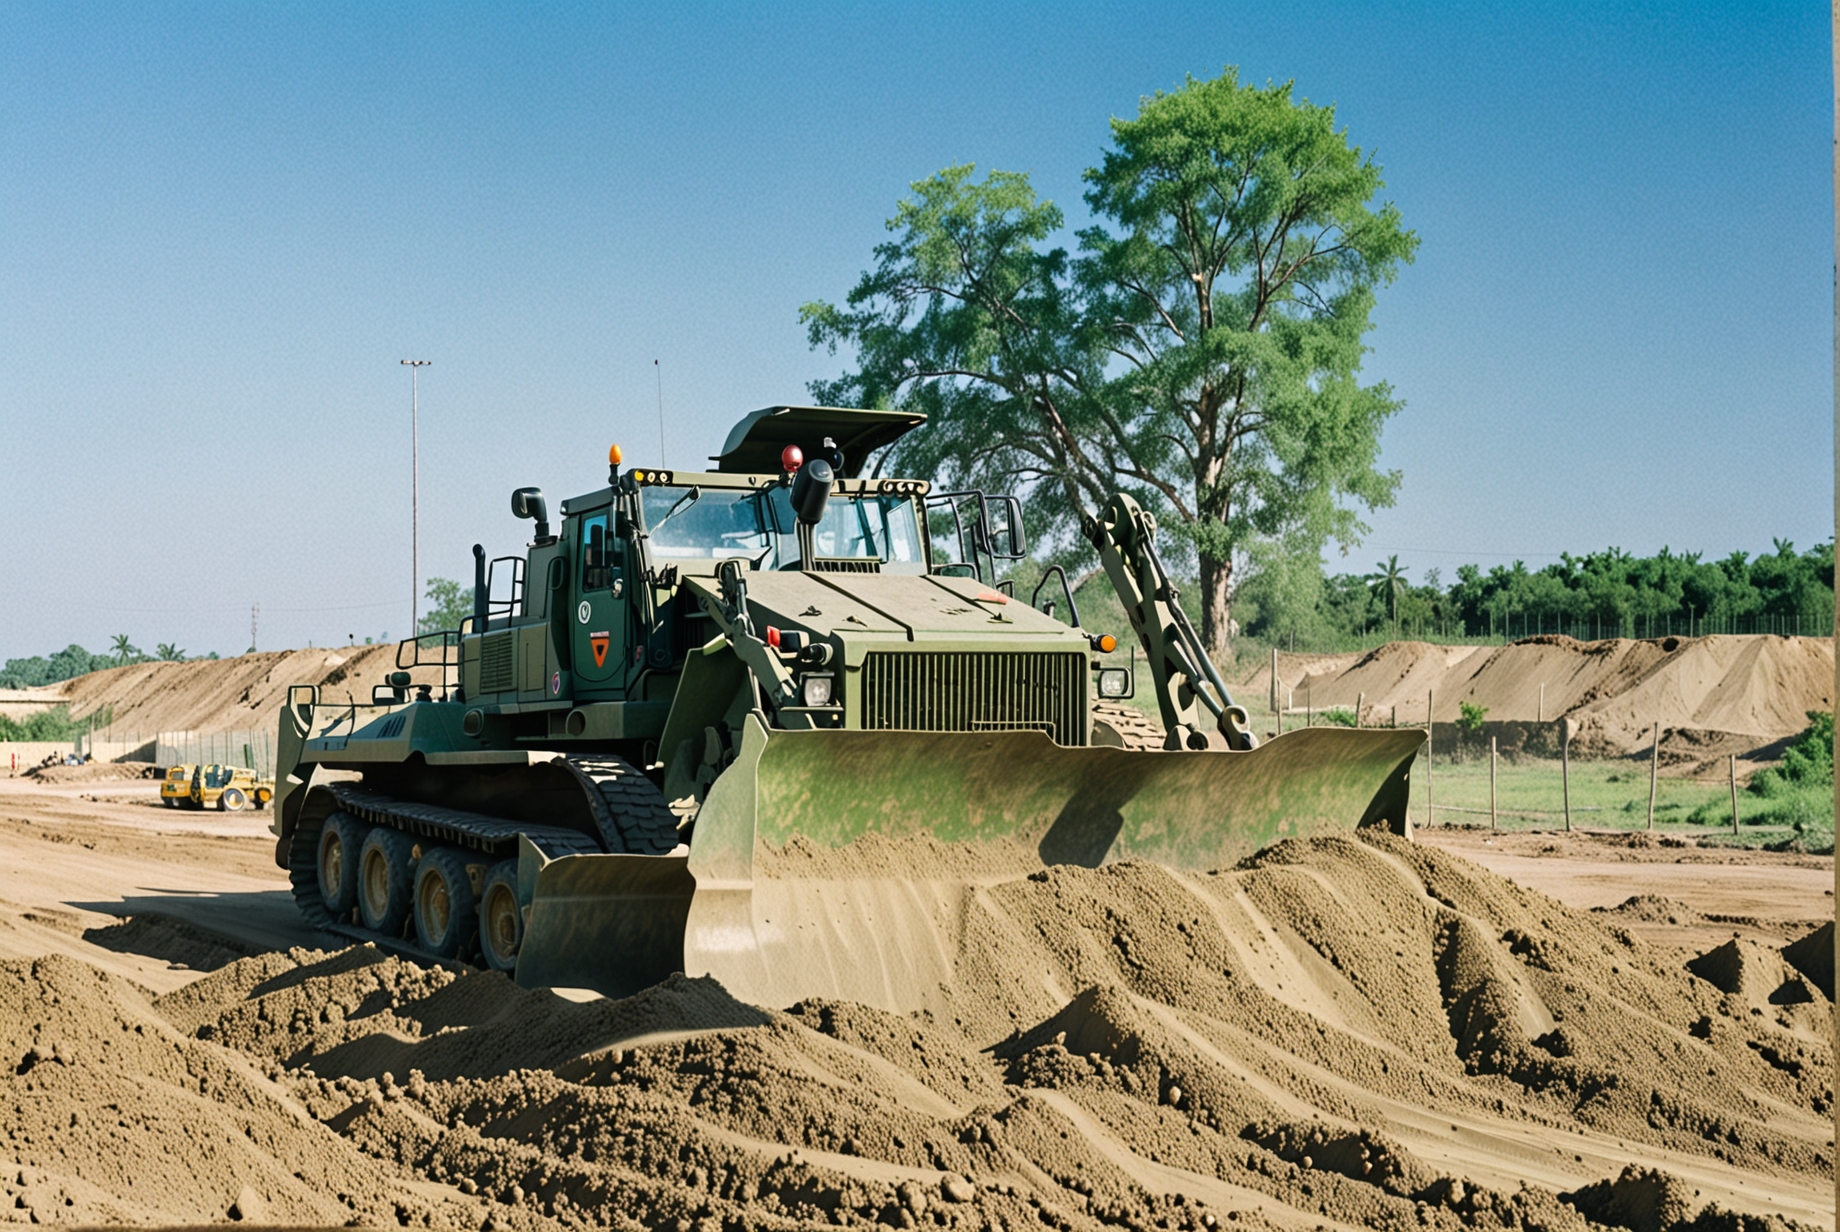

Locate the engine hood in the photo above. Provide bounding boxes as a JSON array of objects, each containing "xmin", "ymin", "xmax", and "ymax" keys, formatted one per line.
[{"xmin": 730, "ymin": 570, "xmax": 1085, "ymax": 652}]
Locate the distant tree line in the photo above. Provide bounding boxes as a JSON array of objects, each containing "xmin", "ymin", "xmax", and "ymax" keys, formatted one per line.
[
  {"xmin": 1235, "ymin": 539, "xmax": 1834, "ymax": 645},
  {"xmin": 0, "ymin": 639, "xmax": 211, "ymax": 689}
]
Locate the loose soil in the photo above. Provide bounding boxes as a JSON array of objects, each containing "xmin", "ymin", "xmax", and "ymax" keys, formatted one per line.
[{"xmin": 0, "ymin": 777, "xmax": 1828, "ymax": 1231}]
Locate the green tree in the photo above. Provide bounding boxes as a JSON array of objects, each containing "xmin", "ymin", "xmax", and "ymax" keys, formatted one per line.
[
  {"xmin": 156, "ymin": 642, "xmax": 184, "ymax": 661},
  {"xmin": 418, "ymin": 578, "xmax": 474, "ymax": 635},
  {"xmin": 109, "ymin": 634, "xmax": 140, "ymax": 665},
  {"xmin": 805, "ymin": 68, "xmax": 1416, "ymax": 658},
  {"xmin": 1364, "ymin": 554, "xmax": 1406, "ymax": 632}
]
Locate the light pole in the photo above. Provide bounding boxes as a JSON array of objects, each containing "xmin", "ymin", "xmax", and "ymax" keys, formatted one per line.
[{"xmin": 401, "ymin": 360, "xmax": 431, "ymax": 636}]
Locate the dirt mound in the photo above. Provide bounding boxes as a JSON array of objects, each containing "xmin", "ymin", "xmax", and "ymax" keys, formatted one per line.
[
  {"xmin": 1561, "ymin": 1164, "xmax": 1820, "ymax": 1232},
  {"xmin": 1685, "ymin": 937, "xmax": 1823, "ymax": 1007},
  {"xmin": 43, "ymin": 643, "xmax": 439, "ymax": 738},
  {"xmin": 1252, "ymin": 635, "xmax": 1833, "ymax": 759},
  {"xmin": 0, "ymin": 952, "xmax": 475, "ymax": 1227},
  {"xmin": 1595, "ymin": 894, "xmax": 1703, "ymax": 925},
  {"xmin": 1780, "ymin": 921, "xmax": 1833, "ymax": 1000},
  {"xmin": 23, "ymin": 762, "xmax": 158, "ymax": 783},
  {"xmin": 1, "ymin": 831, "xmax": 1830, "ymax": 1230}
]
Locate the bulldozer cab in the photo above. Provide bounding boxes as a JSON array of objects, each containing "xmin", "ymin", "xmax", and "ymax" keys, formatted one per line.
[{"xmin": 636, "ymin": 482, "xmax": 927, "ymax": 573}]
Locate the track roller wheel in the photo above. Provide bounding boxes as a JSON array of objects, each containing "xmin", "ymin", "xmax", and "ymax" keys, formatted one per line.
[
  {"xmin": 219, "ymin": 787, "xmax": 248, "ymax": 812},
  {"xmin": 358, "ymin": 827, "xmax": 417, "ymax": 936},
  {"xmin": 414, "ymin": 847, "xmax": 482, "ymax": 959},
  {"xmin": 316, "ymin": 811, "xmax": 363, "ymax": 919},
  {"xmin": 476, "ymin": 859, "xmax": 523, "ymax": 972}
]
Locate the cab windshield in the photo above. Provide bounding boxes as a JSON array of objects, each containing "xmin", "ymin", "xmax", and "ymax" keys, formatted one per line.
[{"xmin": 639, "ymin": 486, "xmax": 925, "ymax": 571}]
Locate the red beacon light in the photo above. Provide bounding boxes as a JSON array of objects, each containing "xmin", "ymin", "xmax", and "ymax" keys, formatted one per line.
[{"xmin": 780, "ymin": 444, "xmax": 804, "ymax": 473}]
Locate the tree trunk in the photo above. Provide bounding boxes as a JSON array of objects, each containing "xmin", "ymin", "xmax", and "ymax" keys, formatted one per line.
[{"xmin": 1200, "ymin": 554, "xmax": 1233, "ymax": 663}]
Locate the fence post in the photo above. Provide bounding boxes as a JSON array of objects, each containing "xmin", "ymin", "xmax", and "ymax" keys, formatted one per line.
[
  {"xmin": 1647, "ymin": 721, "xmax": 1659, "ymax": 831},
  {"xmin": 1538, "ymin": 683, "xmax": 1544, "ymax": 724},
  {"xmin": 1355, "ymin": 691, "xmax": 1364, "ymax": 729},
  {"xmin": 1561, "ymin": 719, "xmax": 1572, "ymax": 832},
  {"xmin": 1425, "ymin": 688, "xmax": 1434, "ymax": 827},
  {"xmin": 1490, "ymin": 736, "xmax": 1498, "ymax": 831},
  {"xmin": 1270, "ymin": 647, "xmax": 1278, "ymax": 715},
  {"xmin": 1729, "ymin": 755, "xmax": 1739, "ymax": 835}
]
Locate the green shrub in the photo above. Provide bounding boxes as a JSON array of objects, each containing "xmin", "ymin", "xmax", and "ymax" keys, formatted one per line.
[
  {"xmin": 1750, "ymin": 711, "xmax": 1832, "ymax": 797},
  {"xmin": 1457, "ymin": 701, "xmax": 1488, "ymax": 732},
  {"xmin": 1316, "ymin": 707, "xmax": 1357, "ymax": 728},
  {"xmin": 0, "ymin": 705, "xmax": 102, "ymax": 742}
]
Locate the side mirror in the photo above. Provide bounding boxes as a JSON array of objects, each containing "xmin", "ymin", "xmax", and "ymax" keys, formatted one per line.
[
  {"xmin": 511, "ymin": 487, "xmax": 551, "ymax": 539},
  {"xmin": 987, "ymin": 495, "xmax": 1026, "ymax": 559},
  {"xmin": 790, "ymin": 458, "xmax": 835, "ymax": 526}
]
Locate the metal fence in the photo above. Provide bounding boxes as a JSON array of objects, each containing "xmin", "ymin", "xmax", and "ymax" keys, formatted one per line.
[
  {"xmin": 151, "ymin": 729, "xmax": 277, "ymax": 778},
  {"xmin": 67, "ymin": 727, "xmax": 278, "ymax": 777}
]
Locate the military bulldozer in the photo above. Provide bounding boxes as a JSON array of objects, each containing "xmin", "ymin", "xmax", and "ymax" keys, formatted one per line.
[{"xmin": 272, "ymin": 406, "xmax": 1422, "ymax": 1012}]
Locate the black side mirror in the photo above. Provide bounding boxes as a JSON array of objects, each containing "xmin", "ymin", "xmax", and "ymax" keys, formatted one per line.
[
  {"xmin": 987, "ymin": 495, "xmax": 1026, "ymax": 558},
  {"xmin": 511, "ymin": 487, "xmax": 551, "ymax": 539},
  {"xmin": 791, "ymin": 458, "xmax": 835, "ymax": 525}
]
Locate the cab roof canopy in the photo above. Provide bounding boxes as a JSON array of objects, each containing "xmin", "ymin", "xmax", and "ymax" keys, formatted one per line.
[{"xmin": 711, "ymin": 406, "xmax": 925, "ymax": 478}]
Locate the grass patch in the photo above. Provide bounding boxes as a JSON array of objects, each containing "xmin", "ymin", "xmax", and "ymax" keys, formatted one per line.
[{"xmin": 1412, "ymin": 750, "xmax": 1833, "ymax": 844}]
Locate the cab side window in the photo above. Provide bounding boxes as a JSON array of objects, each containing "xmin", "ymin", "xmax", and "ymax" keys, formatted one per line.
[{"xmin": 581, "ymin": 514, "xmax": 616, "ymax": 590}]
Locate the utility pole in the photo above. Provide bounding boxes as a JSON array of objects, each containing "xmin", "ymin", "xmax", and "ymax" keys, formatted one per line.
[
  {"xmin": 401, "ymin": 360, "xmax": 431, "ymax": 636},
  {"xmin": 250, "ymin": 603, "xmax": 258, "ymax": 653},
  {"xmin": 654, "ymin": 359, "xmax": 666, "ymax": 465}
]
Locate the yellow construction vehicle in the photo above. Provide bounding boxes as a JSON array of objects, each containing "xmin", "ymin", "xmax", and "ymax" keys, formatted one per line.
[
  {"xmin": 190, "ymin": 763, "xmax": 274, "ymax": 812},
  {"xmin": 159, "ymin": 764, "xmax": 197, "ymax": 808}
]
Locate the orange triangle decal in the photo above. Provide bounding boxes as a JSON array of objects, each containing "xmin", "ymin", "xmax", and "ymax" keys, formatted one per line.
[{"xmin": 590, "ymin": 633, "xmax": 610, "ymax": 669}]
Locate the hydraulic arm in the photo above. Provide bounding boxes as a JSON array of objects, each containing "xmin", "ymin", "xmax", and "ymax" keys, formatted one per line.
[{"xmin": 1085, "ymin": 492, "xmax": 1258, "ymax": 752}]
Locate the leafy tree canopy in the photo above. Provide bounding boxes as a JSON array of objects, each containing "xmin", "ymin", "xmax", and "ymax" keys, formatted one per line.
[
  {"xmin": 1235, "ymin": 539, "xmax": 1835, "ymax": 645},
  {"xmin": 0, "ymin": 645, "xmax": 115, "ymax": 689},
  {"xmin": 805, "ymin": 68, "xmax": 1415, "ymax": 655},
  {"xmin": 418, "ymin": 577, "xmax": 474, "ymax": 636}
]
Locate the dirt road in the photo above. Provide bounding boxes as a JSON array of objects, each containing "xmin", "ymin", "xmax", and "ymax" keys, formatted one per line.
[{"xmin": 0, "ymin": 778, "xmax": 1829, "ymax": 1231}]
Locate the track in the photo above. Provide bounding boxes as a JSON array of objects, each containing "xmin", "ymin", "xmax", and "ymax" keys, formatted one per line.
[{"xmin": 287, "ymin": 752, "xmax": 678, "ymax": 963}]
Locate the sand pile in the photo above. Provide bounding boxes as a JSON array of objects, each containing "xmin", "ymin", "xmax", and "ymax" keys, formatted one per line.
[
  {"xmin": 43, "ymin": 643, "xmax": 440, "ymax": 738},
  {"xmin": 0, "ymin": 951, "xmax": 481, "ymax": 1227},
  {"xmin": 2, "ymin": 832, "xmax": 1828, "ymax": 1230},
  {"xmin": 1249, "ymin": 636, "xmax": 1833, "ymax": 761}
]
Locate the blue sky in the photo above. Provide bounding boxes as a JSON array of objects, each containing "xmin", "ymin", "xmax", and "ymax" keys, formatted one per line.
[{"xmin": 1, "ymin": 1, "xmax": 1831, "ymax": 659}]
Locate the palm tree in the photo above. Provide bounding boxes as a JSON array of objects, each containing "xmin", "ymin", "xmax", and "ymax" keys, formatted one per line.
[
  {"xmin": 1364, "ymin": 555, "xmax": 1407, "ymax": 634},
  {"xmin": 156, "ymin": 643, "xmax": 184, "ymax": 661},
  {"xmin": 109, "ymin": 634, "xmax": 140, "ymax": 664}
]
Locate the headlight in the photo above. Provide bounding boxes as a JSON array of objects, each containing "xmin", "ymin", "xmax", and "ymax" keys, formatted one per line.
[
  {"xmin": 801, "ymin": 674, "xmax": 835, "ymax": 706},
  {"xmin": 1096, "ymin": 668, "xmax": 1132, "ymax": 699}
]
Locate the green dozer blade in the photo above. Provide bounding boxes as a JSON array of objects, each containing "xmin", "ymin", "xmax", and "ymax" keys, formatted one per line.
[{"xmin": 514, "ymin": 715, "xmax": 1423, "ymax": 1011}]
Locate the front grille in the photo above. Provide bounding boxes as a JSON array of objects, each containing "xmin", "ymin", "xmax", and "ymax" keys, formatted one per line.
[
  {"xmin": 860, "ymin": 651, "xmax": 1086, "ymax": 745},
  {"xmin": 810, "ymin": 558, "xmax": 881, "ymax": 573},
  {"xmin": 479, "ymin": 632, "xmax": 516, "ymax": 693}
]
